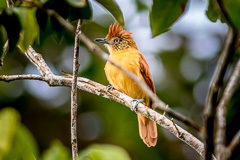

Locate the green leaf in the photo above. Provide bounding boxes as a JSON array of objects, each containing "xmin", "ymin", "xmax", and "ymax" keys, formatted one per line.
[
  {"xmin": 0, "ymin": 0, "xmax": 7, "ymax": 8},
  {"xmin": 43, "ymin": 0, "xmax": 92, "ymax": 20},
  {"xmin": 68, "ymin": 0, "xmax": 92, "ymax": 21},
  {"xmin": 206, "ymin": 0, "xmax": 221, "ymax": 22},
  {"xmin": 79, "ymin": 144, "xmax": 131, "ymax": 160},
  {"xmin": 50, "ymin": 16, "xmax": 65, "ymax": 43},
  {"xmin": 42, "ymin": 140, "xmax": 71, "ymax": 160},
  {"xmin": 0, "ymin": 9, "xmax": 21, "ymax": 52},
  {"xmin": 95, "ymin": 0, "xmax": 124, "ymax": 26},
  {"xmin": 225, "ymin": 0, "xmax": 240, "ymax": 29},
  {"xmin": 0, "ymin": 108, "xmax": 20, "ymax": 158},
  {"xmin": 206, "ymin": 0, "xmax": 240, "ymax": 29},
  {"xmin": 42, "ymin": 0, "xmax": 92, "ymax": 42},
  {"xmin": 43, "ymin": 0, "xmax": 68, "ymax": 19},
  {"xmin": 150, "ymin": 0, "xmax": 187, "ymax": 37},
  {"xmin": 14, "ymin": 8, "xmax": 39, "ymax": 52},
  {"xmin": 135, "ymin": 0, "xmax": 148, "ymax": 11},
  {"xmin": 36, "ymin": 8, "xmax": 49, "ymax": 31},
  {"xmin": 66, "ymin": 0, "xmax": 87, "ymax": 8},
  {"xmin": 4, "ymin": 125, "xmax": 39, "ymax": 160},
  {"xmin": 15, "ymin": 125, "xmax": 39, "ymax": 160},
  {"xmin": 39, "ymin": 0, "xmax": 49, "ymax": 4}
]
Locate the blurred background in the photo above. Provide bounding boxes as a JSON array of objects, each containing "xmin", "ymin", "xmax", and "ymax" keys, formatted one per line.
[{"xmin": 0, "ymin": 0, "xmax": 234, "ymax": 159}]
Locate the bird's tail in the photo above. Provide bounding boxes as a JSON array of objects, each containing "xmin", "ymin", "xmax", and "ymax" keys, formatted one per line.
[{"xmin": 138, "ymin": 114, "xmax": 158, "ymax": 147}]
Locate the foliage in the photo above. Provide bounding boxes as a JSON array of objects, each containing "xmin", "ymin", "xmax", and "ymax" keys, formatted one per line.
[
  {"xmin": 95, "ymin": 0, "xmax": 124, "ymax": 26},
  {"xmin": 42, "ymin": 140, "xmax": 71, "ymax": 160},
  {"xmin": 79, "ymin": 144, "xmax": 131, "ymax": 160},
  {"xmin": 150, "ymin": 0, "xmax": 187, "ymax": 37},
  {"xmin": 0, "ymin": 108, "xmax": 130, "ymax": 160},
  {"xmin": 0, "ymin": 108, "xmax": 38, "ymax": 160},
  {"xmin": 206, "ymin": 0, "xmax": 240, "ymax": 30}
]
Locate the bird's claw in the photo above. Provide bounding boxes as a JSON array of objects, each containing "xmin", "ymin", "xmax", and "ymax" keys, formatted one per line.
[
  {"xmin": 132, "ymin": 99, "xmax": 144, "ymax": 111},
  {"xmin": 107, "ymin": 85, "xmax": 114, "ymax": 91}
]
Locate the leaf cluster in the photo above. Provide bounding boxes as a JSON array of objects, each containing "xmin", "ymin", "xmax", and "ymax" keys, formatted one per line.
[{"xmin": 0, "ymin": 107, "xmax": 131, "ymax": 160}]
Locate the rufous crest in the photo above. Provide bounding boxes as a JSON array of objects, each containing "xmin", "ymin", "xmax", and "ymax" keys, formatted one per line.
[{"xmin": 106, "ymin": 22, "xmax": 133, "ymax": 40}]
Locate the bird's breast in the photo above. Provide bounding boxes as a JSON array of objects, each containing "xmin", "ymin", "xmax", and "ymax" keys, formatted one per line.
[{"xmin": 104, "ymin": 51, "xmax": 145, "ymax": 99}]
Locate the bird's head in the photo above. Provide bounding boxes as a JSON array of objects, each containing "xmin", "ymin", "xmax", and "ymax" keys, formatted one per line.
[{"xmin": 95, "ymin": 22, "xmax": 137, "ymax": 53}]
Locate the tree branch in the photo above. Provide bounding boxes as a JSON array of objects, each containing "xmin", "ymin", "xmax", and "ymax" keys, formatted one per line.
[
  {"xmin": 6, "ymin": 0, "xmax": 14, "ymax": 8},
  {"xmin": 226, "ymin": 130, "xmax": 240, "ymax": 159},
  {"xmin": 204, "ymin": 0, "xmax": 240, "ymax": 159},
  {"xmin": 203, "ymin": 27, "xmax": 237, "ymax": 160},
  {"xmin": 37, "ymin": 5, "xmax": 202, "ymax": 132},
  {"xmin": 0, "ymin": 74, "xmax": 44, "ymax": 81},
  {"xmin": 1, "ymin": 40, "xmax": 9, "ymax": 67},
  {"xmin": 70, "ymin": 19, "xmax": 82, "ymax": 159},
  {"xmin": 215, "ymin": 58, "xmax": 240, "ymax": 159},
  {"xmin": 0, "ymin": 46, "xmax": 213, "ymax": 159}
]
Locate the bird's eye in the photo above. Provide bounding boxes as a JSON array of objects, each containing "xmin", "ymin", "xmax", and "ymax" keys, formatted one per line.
[{"xmin": 114, "ymin": 39, "xmax": 119, "ymax": 43}]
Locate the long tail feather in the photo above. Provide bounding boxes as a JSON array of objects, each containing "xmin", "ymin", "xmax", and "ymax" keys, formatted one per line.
[{"xmin": 138, "ymin": 114, "xmax": 157, "ymax": 147}]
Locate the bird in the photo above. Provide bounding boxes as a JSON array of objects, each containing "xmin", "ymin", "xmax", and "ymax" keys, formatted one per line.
[{"xmin": 95, "ymin": 22, "xmax": 157, "ymax": 147}]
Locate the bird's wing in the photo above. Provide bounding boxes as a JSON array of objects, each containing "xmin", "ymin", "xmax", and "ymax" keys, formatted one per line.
[{"xmin": 139, "ymin": 53, "xmax": 156, "ymax": 94}]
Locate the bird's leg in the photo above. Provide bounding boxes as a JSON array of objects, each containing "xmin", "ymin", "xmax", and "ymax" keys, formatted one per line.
[
  {"xmin": 107, "ymin": 85, "xmax": 114, "ymax": 91},
  {"xmin": 132, "ymin": 99, "xmax": 144, "ymax": 111}
]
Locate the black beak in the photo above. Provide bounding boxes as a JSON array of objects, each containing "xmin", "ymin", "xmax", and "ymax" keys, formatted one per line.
[{"xmin": 94, "ymin": 38, "xmax": 109, "ymax": 44}]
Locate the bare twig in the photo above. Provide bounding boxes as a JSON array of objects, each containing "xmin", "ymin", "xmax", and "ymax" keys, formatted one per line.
[
  {"xmin": 0, "ymin": 74, "xmax": 44, "ymax": 81},
  {"xmin": 163, "ymin": 105, "xmax": 168, "ymax": 116},
  {"xmin": 171, "ymin": 118, "xmax": 182, "ymax": 137},
  {"xmin": 205, "ymin": 0, "xmax": 240, "ymax": 160},
  {"xmin": 6, "ymin": 0, "xmax": 14, "ymax": 7},
  {"xmin": 215, "ymin": 58, "xmax": 240, "ymax": 159},
  {"xmin": 0, "ymin": 46, "xmax": 213, "ymax": 159},
  {"xmin": 70, "ymin": 19, "xmax": 82, "ymax": 160},
  {"xmin": 1, "ymin": 40, "xmax": 9, "ymax": 67},
  {"xmin": 46, "ymin": 9, "xmax": 75, "ymax": 33},
  {"xmin": 227, "ymin": 130, "xmax": 240, "ymax": 159},
  {"xmin": 218, "ymin": 130, "xmax": 240, "ymax": 160},
  {"xmin": 204, "ymin": 28, "xmax": 237, "ymax": 160}
]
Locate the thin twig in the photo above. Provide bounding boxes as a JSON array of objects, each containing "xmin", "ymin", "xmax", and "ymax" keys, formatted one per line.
[
  {"xmin": 0, "ymin": 46, "xmax": 214, "ymax": 158},
  {"xmin": 226, "ymin": 130, "xmax": 240, "ymax": 159},
  {"xmin": 0, "ymin": 74, "xmax": 44, "ymax": 81},
  {"xmin": 1, "ymin": 0, "xmax": 14, "ymax": 67},
  {"xmin": 171, "ymin": 118, "xmax": 182, "ymax": 137},
  {"xmin": 1, "ymin": 40, "xmax": 9, "ymax": 67},
  {"xmin": 46, "ymin": 9, "xmax": 75, "ymax": 33},
  {"xmin": 204, "ymin": 28, "xmax": 237, "ymax": 160},
  {"xmin": 163, "ymin": 105, "xmax": 168, "ymax": 116},
  {"xmin": 215, "ymin": 58, "xmax": 240, "ymax": 159},
  {"xmin": 71, "ymin": 19, "xmax": 82, "ymax": 160},
  {"xmin": 209, "ymin": 0, "xmax": 238, "ymax": 159},
  {"xmin": 6, "ymin": 0, "xmax": 14, "ymax": 7},
  {"xmin": 218, "ymin": 130, "xmax": 240, "ymax": 160}
]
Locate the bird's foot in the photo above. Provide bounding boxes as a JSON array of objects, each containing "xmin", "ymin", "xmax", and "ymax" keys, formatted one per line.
[
  {"xmin": 132, "ymin": 99, "xmax": 144, "ymax": 111},
  {"xmin": 107, "ymin": 85, "xmax": 114, "ymax": 91}
]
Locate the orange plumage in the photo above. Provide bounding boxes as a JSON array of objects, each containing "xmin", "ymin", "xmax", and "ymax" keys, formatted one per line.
[{"xmin": 96, "ymin": 23, "xmax": 157, "ymax": 147}]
